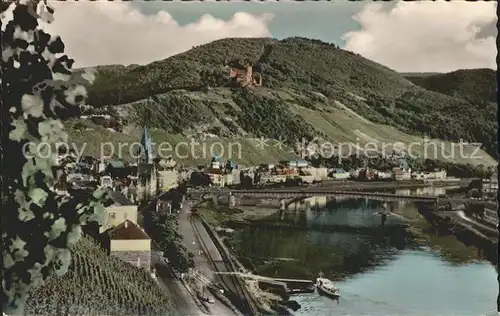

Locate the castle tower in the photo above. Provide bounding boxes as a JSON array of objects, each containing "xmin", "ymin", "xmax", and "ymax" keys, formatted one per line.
[{"xmin": 245, "ymin": 65, "xmax": 253, "ymax": 85}]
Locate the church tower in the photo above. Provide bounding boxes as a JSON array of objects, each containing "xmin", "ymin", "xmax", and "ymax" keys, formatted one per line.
[
  {"xmin": 138, "ymin": 126, "xmax": 154, "ymax": 164},
  {"xmin": 137, "ymin": 126, "xmax": 156, "ymax": 203}
]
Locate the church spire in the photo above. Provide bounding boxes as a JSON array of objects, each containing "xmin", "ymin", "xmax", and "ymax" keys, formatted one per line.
[{"xmin": 139, "ymin": 126, "xmax": 153, "ymax": 164}]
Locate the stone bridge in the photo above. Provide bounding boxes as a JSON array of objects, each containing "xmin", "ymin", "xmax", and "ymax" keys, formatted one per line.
[
  {"xmin": 227, "ymin": 189, "xmax": 438, "ymax": 202},
  {"xmin": 213, "ymin": 189, "xmax": 486, "ymax": 209}
]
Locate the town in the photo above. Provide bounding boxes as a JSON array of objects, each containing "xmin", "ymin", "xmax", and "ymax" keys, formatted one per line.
[
  {"xmin": 46, "ymin": 125, "xmax": 498, "ymax": 315},
  {"xmin": 3, "ymin": 1, "xmax": 497, "ymax": 315},
  {"xmin": 53, "ymin": 126, "xmax": 486, "ymax": 198}
]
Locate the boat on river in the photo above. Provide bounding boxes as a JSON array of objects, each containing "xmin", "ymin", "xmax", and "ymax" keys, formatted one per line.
[{"xmin": 316, "ymin": 272, "xmax": 340, "ymax": 298}]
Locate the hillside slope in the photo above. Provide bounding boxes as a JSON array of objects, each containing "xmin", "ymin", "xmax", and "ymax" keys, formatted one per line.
[
  {"xmin": 24, "ymin": 237, "xmax": 174, "ymax": 316},
  {"xmin": 403, "ymin": 69, "xmax": 496, "ymax": 104},
  {"xmin": 78, "ymin": 37, "xmax": 496, "ymax": 165}
]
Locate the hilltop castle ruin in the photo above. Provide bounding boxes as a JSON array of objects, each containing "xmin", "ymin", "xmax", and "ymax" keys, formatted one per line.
[{"xmin": 229, "ymin": 60, "xmax": 262, "ymax": 88}]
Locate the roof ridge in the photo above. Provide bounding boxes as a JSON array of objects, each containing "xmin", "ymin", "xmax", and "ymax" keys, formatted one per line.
[{"xmin": 108, "ymin": 220, "xmax": 150, "ymax": 240}]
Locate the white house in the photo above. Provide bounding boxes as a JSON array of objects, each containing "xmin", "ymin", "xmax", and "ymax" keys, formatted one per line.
[
  {"xmin": 211, "ymin": 156, "xmax": 222, "ymax": 169},
  {"xmin": 108, "ymin": 220, "xmax": 151, "ymax": 271},
  {"xmin": 137, "ymin": 126, "xmax": 157, "ymax": 201},
  {"xmin": 411, "ymin": 171, "xmax": 426, "ymax": 180},
  {"xmin": 430, "ymin": 169, "xmax": 447, "ymax": 180},
  {"xmin": 208, "ymin": 170, "xmax": 225, "ymax": 187},
  {"xmin": 412, "ymin": 169, "xmax": 447, "ymax": 181},
  {"xmin": 303, "ymin": 167, "xmax": 328, "ymax": 182},
  {"xmin": 393, "ymin": 167, "xmax": 412, "ymax": 180},
  {"xmin": 158, "ymin": 170, "xmax": 179, "ymax": 192},
  {"xmin": 487, "ymin": 168, "xmax": 498, "ymax": 192},
  {"xmin": 101, "ymin": 190, "xmax": 138, "ymax": 233}
]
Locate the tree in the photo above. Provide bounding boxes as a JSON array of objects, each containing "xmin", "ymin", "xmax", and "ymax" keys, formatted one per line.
[
  {"xmin": 2, "ymin": 1, "xmax": 107, "ymax": 313},
  {"xmin": 144, "ymin": 211, "xmax": 194, "ymax": 272},
  {"xmin": 200, "ymin": 69, "xmax": 217, "ymax": 91},
  {"xmin": 159, "ymin": 188, "xmax": 183, "ymax": 212}
]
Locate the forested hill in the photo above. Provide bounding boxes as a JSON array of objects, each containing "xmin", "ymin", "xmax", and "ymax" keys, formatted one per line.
[
  {"xmin": 77, "ymin": 37, "xmax": 496, "ymax": 163},
  {"xmin": 403, "ymin": 68, "xmax": 496, "ymax": 105}
]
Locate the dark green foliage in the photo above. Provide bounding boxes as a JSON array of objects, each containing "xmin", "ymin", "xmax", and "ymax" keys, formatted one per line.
[
  {"xmin": 256, "ymin": 37, "xmax": 412, "ymax": 98},
  {"xmin": 87, "ymin": 35, "xmax": 411, "ymax": 105},
  {"xmin": 24, "ymin": 237, "xmax": 174, "ymax": 316},
  {"xmin": 130, "ymin": 94, "xmax": 216, "ymax": 133},
  {"xmin": 143, "ymin": 188, "xmax": 194, "ymax": 272},
  {"xmin": 87, "ymin": 38, "xmax": 275, "ymax": 106},
  {"xmin": 231, "ymin": 89, "xmax": 317, "ymax": 143},
  {"xmin": 200, "ymin": 67, "xmax": 232, "ymax": 90},
  {"xmin": 146, "ymin": 212, "xmax": 195, "ymax": 272},
  {"xmin": 391, "ymin": 88, "xmax": 497, "ymax": 154},
  {"xmin": 2, "ymin": 1, "xmax": 107, "ymax": 313},
  {"xmin": 404, "ymin": 69, "xmax": 496, "ymax": 104}
]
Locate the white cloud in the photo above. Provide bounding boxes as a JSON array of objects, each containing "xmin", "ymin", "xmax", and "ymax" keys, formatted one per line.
[
  {"xmin": 1, "ymin": 2, "xmax": 273, "ymax": 68},
  {"xmin": 342, "ymin": 1, "xmax": 497, "ymax": 72}
]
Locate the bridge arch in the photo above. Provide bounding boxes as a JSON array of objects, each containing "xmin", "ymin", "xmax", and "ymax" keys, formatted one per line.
[
  {"xmin": 281, "ymin": 196, "xmax": 311, "ymax": 210},
  {"xmin": 217, "ymin": 192, "xmax": 312, "ymax": 210}
]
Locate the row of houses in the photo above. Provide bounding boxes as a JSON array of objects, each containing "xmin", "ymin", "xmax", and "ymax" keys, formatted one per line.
[
  {"xmin": 66, "ymin": 128, "xmax": 449, "ymax": 194},
  {"xmin": 203, "ymin": 158, "xmax": 448, "ymax": 188},
  {"xmin": 351, "ymin": 167, "xmax": 446, "ymax": 181}
]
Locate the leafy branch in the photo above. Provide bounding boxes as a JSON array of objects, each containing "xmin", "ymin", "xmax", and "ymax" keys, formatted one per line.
[{"xmin": 2, "ymin": 1, "xmax": 107, "ymax": 313}]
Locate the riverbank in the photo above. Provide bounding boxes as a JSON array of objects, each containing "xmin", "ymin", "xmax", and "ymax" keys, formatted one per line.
[
  {"xmin": 197, "ymin": 203, "xmax": 309, "ymax": 314},
  {"xmin": 198, "ymin": 203, "xmax": 278, "ymax": 227},
  {"xmin": 415, "ymin": 203, "xmax": 497, "ymax": 264},
  {"xmin": 198, "ymin": 194, "xmax": 497, "ymax": 316},
  {"xmin": 194, "ymin": 209, "xmax": 297, "ymax": 315}
]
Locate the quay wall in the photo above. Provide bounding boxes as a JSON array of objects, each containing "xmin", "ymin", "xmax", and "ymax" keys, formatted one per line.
[{"xmin": 416, "ymin": 204, "xmax": 497, "ymax": 264}]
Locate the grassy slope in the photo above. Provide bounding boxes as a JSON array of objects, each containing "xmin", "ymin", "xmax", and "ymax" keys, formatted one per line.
[
  {"xmin": 24, "ymin": 237, "xmax": 174, "ymax": 316},
  {"xmin": 76, "ymin": 37, "xmax": 496, "ymax": 166},
  {"xmin": 68, "ymin": 88, "xmax": 496, "ymax": 167},
  {"xmin": 66, "ymin": 118, "xmax": 296, "ymax": 166}
]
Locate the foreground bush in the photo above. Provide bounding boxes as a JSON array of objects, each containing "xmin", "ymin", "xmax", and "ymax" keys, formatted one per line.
[{"xmin": 2, "ymin": 1, "xmax": 107, "ymax": 313}]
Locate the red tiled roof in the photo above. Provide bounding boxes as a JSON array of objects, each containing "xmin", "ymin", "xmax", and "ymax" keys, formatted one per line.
[{"xmin": 108, "ymin": 220, "xmax": 150, "ymax": 240}]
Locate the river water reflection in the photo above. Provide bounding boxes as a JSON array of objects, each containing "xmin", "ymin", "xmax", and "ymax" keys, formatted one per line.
[{"xmin": 232, "ymin": 187, "xmax": 498, "ymax": 316}]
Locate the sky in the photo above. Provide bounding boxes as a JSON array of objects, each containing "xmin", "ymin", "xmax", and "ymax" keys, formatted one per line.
[{"xmin": 2, "ymin": 1, "xmax": 497, "ymax": 72}]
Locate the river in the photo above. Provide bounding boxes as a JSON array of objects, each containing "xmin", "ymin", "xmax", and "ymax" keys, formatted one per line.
[{"xmin": 231, "ymin": 187, "xmax": 498, "ymax": 316}]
